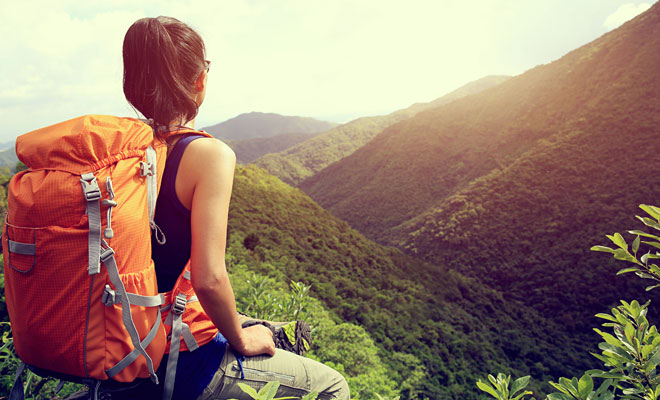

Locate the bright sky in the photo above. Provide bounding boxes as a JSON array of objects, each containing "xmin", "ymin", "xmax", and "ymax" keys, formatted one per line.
[{"xmin": 0, "ymin": 0, "xmax": 655, "ymax": 143}]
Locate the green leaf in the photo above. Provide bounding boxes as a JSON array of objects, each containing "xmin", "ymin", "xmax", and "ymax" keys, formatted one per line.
[
  {"xmin": 622, "ymin": 387, "xmax": 643, "ymax": 395},
  {"xmin": 592, "ymin": 245, "xmax": 615, "ymax": 254},
  {"xmin": 643, "ymin": 241, "xmax": 660, "ymax": 251},
  {"xmin": 550, "ymin": 381, "xmax": 572, "ymax": 396},
  {"xmin": 617, "ymin": 267, "xmax": 640, "ymax": 275},
  {"xmin": 631, "ymin": 301, "xmax": 641, "ymax": 318},
  {"xmin": 559, "ymin": 377, "xmax": 579, "ymax": 397},
  {"xmin": 578, "ymin": 374, "xmax": 594, "ymax": 398},
  {"xmin": 300, "ymin": 392, "xmax": 319, "ymax": 400},
  {"xmin": 650, "ymin": 347, "xmax": 660, "ymax": 365},
  {"xmin": 594, "ymin": 329, "xmax": 627, "ymax": 349},
  {"xmin": 637, "ymin": 216, "xmax": 660, "ymax": 231},
  {"xmin": 628, "ymin": 230, "xmax": 660, "ymax": 241},
  {"xmin": 510, "ymin": 375, "xmax": 530, "ymax": 395},
  {"xmin": 599, "ymin": 342, "xmax": 634, "ymax": 361},
  {"xmin": 511, "ymin": 391, "xmax": 533, "ymax": 400},
  {"xmin": 640, "ymin": 205, "xmax": 660, "ymax": 221},
  {"xmin": 646, "ymin": 284, "xmax": 660, "ymax": 291},
  {"xmin": 607, "ymin": 233, "xmax": 628, "ymax": 249},
  {"xmin": 635, "ymin": 271, "xmax": 656, "ymax": 280},
  {"xmin": 595, "ymin": 313, "xmax": 619, "ymax": 323},
  {"xmin": 476, "ymin": 380, "xmax": 500, "ymax": 399},
  {"xmin": 238, "ymin": 382, "xmax": 260, "ymax": 399},
  {"xmin": 547, "ymin": 392, "xmax": 574, "ymax": 400},
  {"xmin": 588, "ymin": 369, "xmax": 625, "ymax": 379},
  {"xmin": 642, "ymin": 344, "xmax": 656, "ymax": 359},
  {"xmin": 649, "ymin": 262, "xmax": 660, "ymax": 276},
  {"xmin": 613, "ymin": 249, "xmax": 638, "ymax": 263},
  {"xmin": 633, "ymin": 235, "xmax": 641, "ymax": 255},
  {"xmin": 259, "ymin": 381, "xmax": 280, "ymax": 400}
]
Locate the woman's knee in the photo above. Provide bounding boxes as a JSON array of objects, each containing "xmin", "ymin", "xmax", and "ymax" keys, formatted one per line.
[
  {"xmin": 310, "ymin": 361, "xmax": 350, "ymax": 400},
  {"xmin": 330, "ymin": 373, "xmax": 350, "ymax": 400}
]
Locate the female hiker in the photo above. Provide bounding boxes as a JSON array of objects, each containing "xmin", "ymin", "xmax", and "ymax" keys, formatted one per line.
[{"xmin": 122, "ymin": 16, "xmax": 349, "ymax": 400}]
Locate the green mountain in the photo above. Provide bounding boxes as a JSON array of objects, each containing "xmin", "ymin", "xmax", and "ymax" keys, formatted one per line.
[
  {"xmin": 0, "ymin": 147, "xmax": 18, "ymax": 172},
  {"xmin": 225, "ymin": 132, "xmax": 320, "ymax": 164},
  {"xmin": 254, "ymin": 75, "xmax": 510, "ymax": 185},
  {"xmin": 202, "ymin": 112, "xmax": 336, "ymax": 140},
  {"xmin": 227, "ymin": 165, "xmax": 600, "ymax": 399},
  {"xmin": 299, "ymin": 4, "xmax": 660, "ymax": 333}
]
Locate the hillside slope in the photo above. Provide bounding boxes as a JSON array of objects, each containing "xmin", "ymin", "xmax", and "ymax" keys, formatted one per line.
[
  {"xmin": 299, "ymin": 4, "xmax": 660, "ymax": 331},
  {"xmin": 225, "ymin": 132, "xmax": 320, "ymax": 164},
  {"xmin": 0, "ymin": 147, "xmax": 18, "ymax": 172},
  {"xmin": 227, "ymin": 165, "xmax": 599, "ymax": 399},
  {"xmin": 255, "ymin": 75, "xmax": 509, "ymax": 185},
  {"xmin": 202, "ymin": 111, "xmax": 336, "ymax": 140}
]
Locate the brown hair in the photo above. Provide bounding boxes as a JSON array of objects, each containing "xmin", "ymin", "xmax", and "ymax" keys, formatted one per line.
[{"xmin": 122, "ymin": 16, "xmax": 206, "ymax": 140}]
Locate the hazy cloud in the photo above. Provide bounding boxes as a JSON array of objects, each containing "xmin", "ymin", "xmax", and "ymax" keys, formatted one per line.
[
  {"xmin": 2, "ymin": 1, "xmax": 657, "ymax": 142},
  {"xmin": 603, "ymin": 2, "xmax": 652, "ymax": 30}
]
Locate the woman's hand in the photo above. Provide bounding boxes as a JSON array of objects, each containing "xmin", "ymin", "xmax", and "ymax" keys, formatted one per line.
[{"xmin": 234, "ymin": 324, "xmax": 276, "ymax": 357}]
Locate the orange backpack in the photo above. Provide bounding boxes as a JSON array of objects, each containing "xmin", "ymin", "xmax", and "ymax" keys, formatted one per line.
[
  {"xmin": 3, "ymin": 115, "xmax": 169, "ymax": 384},
  {"xmin": 4, "ymin": 115, "xmax": 219, "ymax": 400}
]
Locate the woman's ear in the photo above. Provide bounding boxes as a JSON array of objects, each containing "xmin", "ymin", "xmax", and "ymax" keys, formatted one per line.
[{"xmin": 194, "ymin": 70, "xmax": 207, "ymax": 93}]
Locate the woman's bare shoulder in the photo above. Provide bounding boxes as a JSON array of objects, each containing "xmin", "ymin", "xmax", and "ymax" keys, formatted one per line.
[
  {"xmin": 182, "ymin": 137, "xmax": 236, "ymax": 171},
  {"xmin": 178, "ymin": 136, "xmax": 236, "ymax": 192},
  {"xmin": 186, "ymin": 136, "xmax": 236, "ymax": 163}
]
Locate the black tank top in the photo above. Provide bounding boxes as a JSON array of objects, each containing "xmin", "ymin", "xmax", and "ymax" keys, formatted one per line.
[{"xmin": 152, "ymin": 135, "xmax": 205, "ymax": 292}]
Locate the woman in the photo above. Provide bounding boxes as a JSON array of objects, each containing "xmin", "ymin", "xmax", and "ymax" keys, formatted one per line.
[{"xmin": 122, "ymin": 16, "xmax": 349, "ymax": 400}]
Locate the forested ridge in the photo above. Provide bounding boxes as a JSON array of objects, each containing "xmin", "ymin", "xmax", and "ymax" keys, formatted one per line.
[
  {"xmin": 300, "ymin": 4, "xmax": 660, "ymax": 244},
  {"xmin": 226, "ymin": 165, "xmax": 602, "ymax": 398},
  {"xmin": 298, "ymin": 2, "xmax": 660, "ymax": 344},
  {"xmin": 202, "ymin": 111, "xmax": 336, "ymax": 140},
  {"xmin": 225, "ymin": 132, "xmax": 321, "ymax": 164},
  {"xmin": 254, "ymin": 75, "xmax": 509, "ymax": 186}
]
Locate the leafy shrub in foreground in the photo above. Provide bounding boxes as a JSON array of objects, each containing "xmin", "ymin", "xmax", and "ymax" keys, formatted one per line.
[{"xmin": 478, "ymin": 205, "xmax": 660, "ymax": 400}]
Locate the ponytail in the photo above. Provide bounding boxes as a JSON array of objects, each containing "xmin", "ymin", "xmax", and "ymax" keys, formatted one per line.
[{"xmin": 123, "ymin": 16, "xmax": 206, "ymax": 141}]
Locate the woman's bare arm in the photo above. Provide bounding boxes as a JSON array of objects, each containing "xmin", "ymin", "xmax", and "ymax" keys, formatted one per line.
[{"xmin": 178, "ymin": 137, "xmax": 275, "ymax": 356}]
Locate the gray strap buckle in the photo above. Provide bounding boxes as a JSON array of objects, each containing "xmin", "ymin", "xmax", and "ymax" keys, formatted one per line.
[
  {"xmin": 80, "ymin": 174, "xmax": 101, "ymax": 202},
  {"xmin": 100, "ymin": 246, "xmax": 115, "ymax": 263},
  {"xmin": 139, "ymin": 161, "xmax": 156, "ymax": 177},
  {"xmin": 172, "ymin": 293, "xmax": 187, "ymax": 315},
  {"xmin": 102, "ymin": 284, "xmax": 117, "ymax": 306}
]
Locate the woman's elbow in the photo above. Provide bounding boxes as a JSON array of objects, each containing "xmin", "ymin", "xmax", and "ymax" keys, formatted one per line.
[{"xmin": 191, "ymin": 267, "xmax": 230, "ymax": 296}]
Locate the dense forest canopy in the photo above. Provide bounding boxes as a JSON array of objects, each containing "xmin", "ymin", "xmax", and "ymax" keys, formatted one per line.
[{"xmin": 299, "ymin": 0, "xmax": 660, "ymax": 343}]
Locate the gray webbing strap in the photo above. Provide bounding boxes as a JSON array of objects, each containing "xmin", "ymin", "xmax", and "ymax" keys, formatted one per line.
[
  {"xmin": 182, "ymin": 296, "xmax": 199, "ymax": 350},
  {"xmin": 146, "ymin": 147, "xmax": 157, "ymax": 221},
  {"xmin": 105, "ymin": 310, "xmax": 162, "ymax": 379},
  {"xmin": 8, "ymin": 240, "xmax": 36, "ymax": 255},
  {"xmin": 9, "ymin": 362, "xmax": 25, "ymax": 400},
  {"xmin": 101, "ymin": 244, "xmax": 158, "ymax": 384},
  {"xmin": 81, "ymin": 173, "xmax": 102, "ymax": 275},
  {"xmin": 102, "ymin": 285, "xmax": 165, "ymax": 308},
  {"xmin": 181, "ymin": 323, "xmax": 199, "ymax": 351},
  {"xmin": 162, "ymin": 296, "xmax": 199, "ymax": 325},
  {"xmin": 163, "ymin": 293, "xmax": 187, "ymax": 400},
  {"xmin": 127, "ymin": 293, "xmax": 165, "ymax": 307},
  {"xmin": 182, "ymin": 270, "xmax": 191, "ymax": 280},
  {"xmin": 144, "ymin": 146, "xmax": 165, "ymax": 246}
]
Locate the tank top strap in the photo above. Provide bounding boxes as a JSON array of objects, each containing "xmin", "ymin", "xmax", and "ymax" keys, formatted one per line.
[{"xmin": 162, "ymin": 134, "xmax": 208, "ymax": 191}]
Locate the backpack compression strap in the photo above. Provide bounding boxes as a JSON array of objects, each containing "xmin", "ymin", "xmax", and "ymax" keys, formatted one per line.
[
  {"xmin": 100, "ymin": 241, "xmax": 164, "ymax": 383},
  {"xmin": 161, "ymin": 270, "xmax": 201, "ymax": 400},
  {"xmin": 80, "ymin": 173, "xmax": 102, "ymax": 275},
  {"xmin": 81, "ymin": 159, "xmax": 165, "ymax": 383}
]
